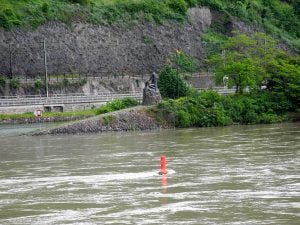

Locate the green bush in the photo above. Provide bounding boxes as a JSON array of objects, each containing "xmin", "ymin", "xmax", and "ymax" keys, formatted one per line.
[
  {"xmin": 0, "ymin": 77, "xmax": 6, "ymax": 88},
  {"xmin": 63, "ymin": 78, "xmax": 70, "ymax": 86},
  {"xmin": 41, "ymin": 3, "xmax": 49, "ymax": 14},
  {"xmin": 175, "ymin": 109, "xmax": 192, "ymax": 127},
  {"xmin": 9, "ymin": 78, "xmax": 20, "ymax": 89},
  {"xmin": 185, "ymin": 0, "xmax": 198, "ymax": 7},
  {"xmin": 67, "ymin": 0, "xmax": 91, "ymax": 6},
  {"xmin": 258, "ymin": 113, "xmax": 285, "ymax": 124},
  {"xmin": 79, "ymin": 78, "xmax": 87, "ymax": 86},
  {"xmin": 0, "ymin": 11, "xmax": 9, "ymax": 29},
  {"xmin": 168, "ymin": 0, "xmax": 188, "ymax": 15},
  {"xmin": 95, "ymin": 97, "xmax": 139, "ymax": 115},
  {"xmin": 0, "ymin": 8, "xmax": 21, "ymax": 29},
  {"xmin": 153, "ymin": 88, "xmax": 290, "ymax": 128},
  {"xmin": 121, "ymin": 97, "xmax": 140, "ymax": 108},
  {"xmin": 34, "ymin": 80, "xmax": 43, "ymax": 91},
  {"xmin": 158, "ymin": 65, "xmax": 190, "ymax": 99}
]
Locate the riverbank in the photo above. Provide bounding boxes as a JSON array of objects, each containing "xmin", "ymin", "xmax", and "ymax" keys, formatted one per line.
[
  {"xmin": 1, "ymin": 89, "xmax": 296, "ymax": 136},
  {"xmin": 0, "ymin": 114, "xmax": 93, "ymax": 124},
  {"xmin": 30, "ymin": 108, "xmax": 300, "ymax": 136}
]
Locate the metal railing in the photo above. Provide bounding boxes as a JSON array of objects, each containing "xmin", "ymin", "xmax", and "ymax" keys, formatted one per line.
[
  {"xmin": 0, "ymin": 92, "xmax": 143, "ymax": 107},
  {"xmin": 0, "ymin": 87, "xmax": 236, "ymax": 107},
  {"xmin": 197, "ymin": 87, "xmax": 236, "ymax": 95}
]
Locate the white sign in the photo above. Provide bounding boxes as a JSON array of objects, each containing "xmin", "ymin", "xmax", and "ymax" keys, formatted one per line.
[{"xmin": 34, "ymin": 110, "xmax": 42, "ymax": 117}]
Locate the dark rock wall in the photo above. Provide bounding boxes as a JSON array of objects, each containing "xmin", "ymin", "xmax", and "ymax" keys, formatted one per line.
[{"xmin": 0, "ymin": 8, "xmax": 211, "ymax": 77}]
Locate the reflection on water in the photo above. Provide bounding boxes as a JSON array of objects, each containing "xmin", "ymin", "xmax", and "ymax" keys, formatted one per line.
[
  {"xmin": 0, "ymin": 123, "xmax": 59, "ymax": 136},
  {"xmin": 0, "ymin": 123, "xmax": 299, "ymax": 224},
  {"xmin": 161, "ymin": 174, "xmax": 168, "ymax": 193}
]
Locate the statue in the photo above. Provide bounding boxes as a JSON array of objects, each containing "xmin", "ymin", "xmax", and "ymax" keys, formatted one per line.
[{"xmin": 142, "ymin": 72, "xmax": 162, "ymax": 105}]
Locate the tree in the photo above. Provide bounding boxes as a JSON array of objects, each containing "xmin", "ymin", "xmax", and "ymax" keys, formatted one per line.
[
  {"xmin": 158, "ymin": 50, "xmax": 196, "ymax": 99},
  {"xmin": 158, "ymin": 65, "xmax": 190, "ymax": 99},
  {"xmin": 215, "ymin": 58, "xmax": 261, "ymax": 93},
  {"xmin": 267, "ymin": 57, "xmax": 300, "ymax": 109},
  {"xmin": 209, "ymin": 33, "xmax": 265, "ymax": 93}
]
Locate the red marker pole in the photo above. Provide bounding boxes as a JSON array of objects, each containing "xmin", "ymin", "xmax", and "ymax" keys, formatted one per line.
[{"xmin": 159, "ymin": 155, "xmax": 167, "ymax": 175}]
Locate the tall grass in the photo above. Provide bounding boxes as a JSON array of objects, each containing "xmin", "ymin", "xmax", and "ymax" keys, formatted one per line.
[{"xmin": 0, "ymin": 0, "xmax": 188, "ymax": 29}]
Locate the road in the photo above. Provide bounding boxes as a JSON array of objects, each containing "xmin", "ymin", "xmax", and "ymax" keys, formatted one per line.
[{"xmin": 0, "ymin": 88, "xmax": 236, "ymax": 107}]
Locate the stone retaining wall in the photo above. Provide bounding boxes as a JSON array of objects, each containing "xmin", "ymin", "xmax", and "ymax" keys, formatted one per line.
[{"xmin": 0, "ymin": 8, "xmax": 211, "ymax": 77}]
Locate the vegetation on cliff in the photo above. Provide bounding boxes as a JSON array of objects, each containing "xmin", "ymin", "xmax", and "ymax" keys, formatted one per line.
[{"xmin": 0, "ymin": 1, "xmax": 299, "ymax": 50}]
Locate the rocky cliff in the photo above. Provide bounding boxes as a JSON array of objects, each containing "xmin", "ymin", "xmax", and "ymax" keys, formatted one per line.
[{"xmin": 0, "ymin": 8, "xmax": 211, "ymax": 77}]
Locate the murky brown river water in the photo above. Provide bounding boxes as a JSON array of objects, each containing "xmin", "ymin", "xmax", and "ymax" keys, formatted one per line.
[{"xmin": 0, "ymin": 123, "xmax": 299, "ymax": 224}]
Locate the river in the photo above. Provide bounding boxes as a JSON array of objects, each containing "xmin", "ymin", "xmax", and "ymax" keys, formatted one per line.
[{"xmin": 0, "ymin": 123, "xmax": 299, "ymax": 224}]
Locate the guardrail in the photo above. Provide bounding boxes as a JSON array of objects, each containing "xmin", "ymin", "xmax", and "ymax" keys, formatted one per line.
[
  {"xmin": 197, "ymin": 87, "xmax": 236, "ymax": 95},
  {"xmin": 0, "ymin": 92, "xmax": 143, "ymax": 107},
  {"xmin": 0, "ymin": 87, "xmax": 236, "ymax": 107}
]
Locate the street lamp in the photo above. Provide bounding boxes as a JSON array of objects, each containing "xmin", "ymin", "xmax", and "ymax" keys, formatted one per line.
[
  {"xmin": 43, "ymin": 39, "xmax": 49, "ymax": 97},
  {"xmin": 175, "ymin": 49, "xmax": 181, "ymax": 98}
]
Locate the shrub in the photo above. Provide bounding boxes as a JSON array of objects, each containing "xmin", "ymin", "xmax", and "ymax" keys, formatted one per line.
[
  {"xmin": 168, "ymin": 0, "xmax": 188, "ymax": 15},
  {"xmin": 0, "ymin": 77, "xmax": 6, "ymax": 88},
  {"xmin": 9, "ymin": 78, "xmax": 20, "ymax": 89},
  {"xmin": 258, "ymin": 113, "xmax": 285, "ymax": 124},
  {"xmin": 121, "ymin": 97, "xmax": 139, "ymax": 108},
  {"xmin": 41, "ymin": 3, "xmax": 49, "ymax": 14},
  {"xmin": 198, "ymin": 90, "xmax": 223, "ymax": 107},
  {"xmin": 63, "ymin": 78, "xmax": 70, "ymax": 86},
  {"xmin": 175, "ymin": 109, "xmax": 192, "ymax": 127},
  {"xmin": 67, "ymin": 0, "xmax": 91, "ymax": 6},
  {"xmin": 153, "ymin": 87, "xmax": 291, "ymax": 128},
  {"xmin": 95, "ymin": 97, "xmax": 139, "ymax": 115},
  {"xmin": 34, "ymin": 80, "xmax": 43, "ymax": 91},
  {"xmin": 212, "ymin": 104, "xmax": 232, "ymax": 126},
  {"xmin": 158, "ymin": 65, "xmax": 190, "ymax": 99},
  {"xmin": 0, "ymin": 8, "xmax": 21, "ymax": 29},
  {"xmin": 0, "ymin": 11, "xmax": 9, "ymax": 29},
  {"xmin": 185, "ymin": 0, "xmax": 198, "ymax": 7},
  {"xmin": 79, "ymin": 78, "xmax": 87, "ymax": 86}
]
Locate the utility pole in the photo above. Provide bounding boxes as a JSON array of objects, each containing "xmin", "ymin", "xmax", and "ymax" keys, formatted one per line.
[
  {"xmin": 9, "ymin": 43, "xmax": 13, "ymax": 79},
  {"xmin": 176, "ymin": 49, "xmax": 180, "ymax": 99},
  {"xmin": 221, "ymin": 49, "xmax": 226, "ymax": 68},
  {"xmin": 43, "ymin": 39, "xmax": 49, "ymax": 97}
]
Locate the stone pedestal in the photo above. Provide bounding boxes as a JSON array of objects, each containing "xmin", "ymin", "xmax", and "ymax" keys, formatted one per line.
[{"xmin": 142, "ymin": 88, "xmax": 161, "ymax": 105}]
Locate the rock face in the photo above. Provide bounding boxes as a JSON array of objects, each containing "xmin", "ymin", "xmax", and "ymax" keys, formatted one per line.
[
  {"xmin": 33, "ymin": 107, "xmax": 168, "ymax": 135},
  {"xmin": 0, "ymin": 8, "xmax": 211, "ymax": 77},
  {"xmin": 142, "ymin": 72, "xmax": 161, "ymax": 105}
]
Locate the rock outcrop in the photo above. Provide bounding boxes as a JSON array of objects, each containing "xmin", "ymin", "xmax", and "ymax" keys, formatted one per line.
[{"xmin": 33, "ymin": 106, "xmax": 168, "ymax": 135}]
